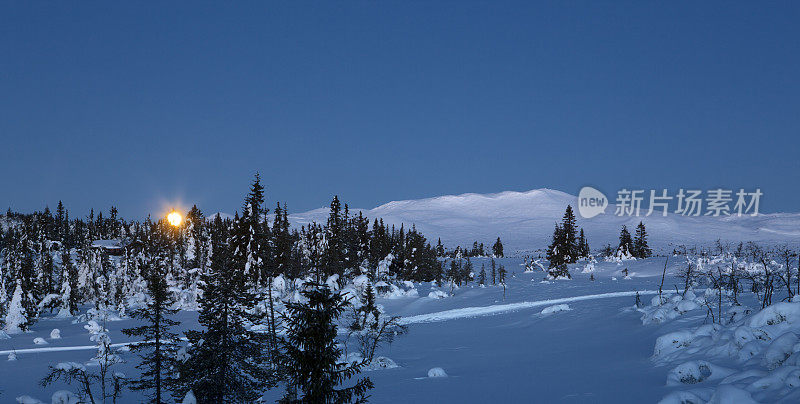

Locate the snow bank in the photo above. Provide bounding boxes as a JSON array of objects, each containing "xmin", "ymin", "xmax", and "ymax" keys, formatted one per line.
[
  {"xmin": 655, "ymin": 298, "xmax": 800, "ymax": 402},
  {"xmin": 427, "ymin": 290, "xmax": 449, "ymax": 299},
  {"xmin": 15, "ymin": 396, "xmax": 43, "ymax": 404},
  {"xmin": 639, "ymin": 290, "xmax": 703, "ymax": 325},
  {"xmin": 540, "ymin": 304, "xmax": 571, "ymax": 315},
  {"xmin": 427, "ymin": 367, "xmax": 447, "ymax": 378},
  {"xmin": 51, "ymin": 390, "xmax": 79, "ymax": 404},
  {"xmin": 666, "ymin": 360, "xmax": 734, "ymax": 385}
]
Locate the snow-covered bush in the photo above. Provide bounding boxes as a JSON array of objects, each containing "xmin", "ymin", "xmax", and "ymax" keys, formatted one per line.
[
  {"xmin": 50, "ymin": 390, "xmax": 79, "ymax": 404},
  {"xmin": 541, "ymin": 304, "xmax": 571, "ymax": 315},
  {"xmin": 427, "ymin": 367, "xmax": 447, "ymax": 378}
]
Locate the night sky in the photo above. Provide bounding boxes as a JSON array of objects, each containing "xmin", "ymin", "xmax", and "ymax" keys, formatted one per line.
[{"xmin": 2, "ymin": 1, "xmax": 798, "ymax": 218}]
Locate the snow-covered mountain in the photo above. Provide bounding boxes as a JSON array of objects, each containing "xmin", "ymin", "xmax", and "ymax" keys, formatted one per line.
[{"xmin": 288, "ymin": 189, "xmax": 800, "ymax": 255}]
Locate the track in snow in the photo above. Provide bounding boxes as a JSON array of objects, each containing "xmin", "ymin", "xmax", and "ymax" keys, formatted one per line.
[{"xmin": 398, "ymin": 289, "xmax": 664, "ymax": 324}]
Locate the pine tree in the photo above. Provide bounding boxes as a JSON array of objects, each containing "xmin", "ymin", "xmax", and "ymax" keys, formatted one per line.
[
  {"xmin": 323, "ymin": 196, "xmax": 346, "ymax": 279},
  {"xmin": 17, "ymin": 235, "xmax": 38, "ymax": 329},
  {"xmin": 446, "ymin": 259, "xmax": 462, "ymax": 290},
  {"xmin": 122, "ymin": 228, "xmax": 181, "ymax": 403},
  {"xmin": 435, "ymin": 238, "xmax": 445, "ymax": 257},
  {"xmin": 492, "ymin": 237, "xmax": 504, "ymax": 258},
  {"xmin": 491, "ymin": 258, "xmax": 497, "ymax": 285},
  {"xmin": 4, "ymin": 280, "xmax": 29, "ymax": 333},
  {"xmin": 179, "ymin": 214, "xmax": 274, "ymax": 403},
  {"xmin": 462, "ymin": 257, "xmax": 474, "ymax": 285},
  {"xmin": 185, "ymin": 205, "xmax": 207, "ymax": 270},
  {"xmin": 230, "ymin": 173, "xmax": 268, "ymax": 287},
  {"xmin": 546, "ymin": 223, "xmax": 566, "ymax": 268},
  {"xmin": 633, "ymin": 221, "xmax": 652, "ymax": 258},
  {"xmin": 577, "ymin": 228, "xmax": 590, "ymax": 258},
  {"xmin": 561, "ymin": 205, "xmax": 578, "ymax": 262},
  {"xmin": 618, "ymin": 225, "xmax": 634, "ymax": 256},
  {"xmin": 478, "ymin": 264, "xmax": 486, "ymax": 285},
  {"xmin": 58, "ymin": 248, "xmax": 79, "ymax": 316},
  {"xmin": 279, "ymin": 282, "xmax": 373, "ymax": 403},
  {"xmin": 498, "ymin": 264, "xmax": 507, "ymax": 284}
]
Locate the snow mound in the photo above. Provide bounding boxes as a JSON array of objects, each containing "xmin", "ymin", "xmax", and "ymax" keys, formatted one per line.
[
  {"xmin": 428, "ymin": 290, "xmax": 449, "ymax": 299},
  {"xmin": 50, "ymin": 329, "xmax": 61, "ymax": 339},
  {"xmin": 427, "ymin": 367, "xmax": 448, "ymax": 378},
  {"xmin": 359, "ymin": 356, "xmax": 399, "ymax": 371},
  {"xmin": 666, "ymin": 360, "xmax": 734, "ymax": 385},
  {"xmin": 639, "ymin": 291, "xmax": 702, "ymax": 325},
  {"xmin": 655, "ymin": 297, "xmax": 800, "ymax": 402},
  {"xmin": 182, "ymin": 391, "xmax": 197, "ymax": 404},
  {"xmin": 51, "ymin": 390, "xmax": 79, "ymax": 404},
  {"xmin": 707, "ymin": 385, "xmax": 758, "ymax": 404},
  {"xmin": 541, "ymin": 304, "xmax": 571, "ymax": 315},
  {"xmin": 56, "ymin": 362, "xmax": 86, "ymax": 372},
  {"xmin": 33, "ymin": 337, "xmax": 48, "ymax": 345},
  {"xmin": 15, "ymin": 396, "xmax": 43, "ymax": 404}
]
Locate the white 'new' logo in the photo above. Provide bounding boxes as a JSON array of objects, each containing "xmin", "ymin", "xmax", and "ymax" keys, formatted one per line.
[{"xmin": 578, "ymin": 187, "xmax": 608, "ymax": 218}]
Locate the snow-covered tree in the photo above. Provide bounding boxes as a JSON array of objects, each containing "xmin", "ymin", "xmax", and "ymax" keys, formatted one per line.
[
  {"xmin": 280, "ymin": 282, "xmax": 373, "ymax": 403},
  {"xmin": 178, "ymin": 214, "xmax": 275, "ymax": 403},
  {"xmin": 122, "ymin": 241, "xmax": 181, "ymax": 404},
  {"xmin": 5, "ymin": 280, "xmax": 29, "ymax": 333}
]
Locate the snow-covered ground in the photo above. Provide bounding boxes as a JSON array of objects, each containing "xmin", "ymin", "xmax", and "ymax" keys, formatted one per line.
[{"xmin": 6, "ymin": 255, "xmax": 797, "ymax": 403}]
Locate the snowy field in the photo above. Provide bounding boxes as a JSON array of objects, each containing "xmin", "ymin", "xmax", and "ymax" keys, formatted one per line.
[{"xmin": 5, "ymin": 255, "xmax": 798, "ymax": 403}]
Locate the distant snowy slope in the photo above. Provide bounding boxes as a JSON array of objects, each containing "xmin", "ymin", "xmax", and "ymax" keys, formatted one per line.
[{"xmin": 287, "ymin": 189, "xmax": 800, "ymax": 255}]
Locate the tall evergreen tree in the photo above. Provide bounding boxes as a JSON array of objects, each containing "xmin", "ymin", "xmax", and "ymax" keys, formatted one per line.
[
  {"xmin": 492, "ymin": 237, "xmax": 504, "ymax": 258},
  {"xmin": 577, "ymin": 228, "xmax": 590, "ymax": 258},
  {"xmin": 546, "ymin": 223, "xmax": 566, "ymax": 268},
  {"xmin": 323, "ymin": 196, "xmax": 346, "ymax": 279},
  {"xmin": 279, "ymin": 282, "xmax": 373, "ymax": 403},
  {"xmin": 230, "ymin": 173, "xmax": 268, "ymax": 287},
  {"xmin": 618, "ymin": 225, "xmax": 634, "ymax": 256},
  {"xmin": 633, "ymin": 221, "xmax": 652, "ymax": 258},
  {"xmin": 122, "ymin": 227, "xmax": 181, "ymax": 403},
  {"xmin": 179, "ymin": 214, "xmax": 274, "ymax": 403},
  {"xmin": 561, "ymin": 205, "xmax": 578, "ymax": 262},
  {"xmin": 58, "ymin": 248, "xmax": 79, "ymax": 316}
]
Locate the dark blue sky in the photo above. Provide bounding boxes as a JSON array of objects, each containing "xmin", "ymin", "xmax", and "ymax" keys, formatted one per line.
[{"xmin": 2, "ymin": 1, "xmax": 798, "ymax": 218}]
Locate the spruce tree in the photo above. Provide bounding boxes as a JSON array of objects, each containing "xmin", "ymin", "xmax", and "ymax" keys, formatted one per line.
[
  {"xmin": 618, "ymin": 225, "xmax": 634, "ymax": 256},
  {"xmin": 279, "ymin": 282, "xmax": 373, "ymax": 403},
  {"xmin": 491, "ymin": 258, "xmax": 497, "ymax": 285},
  {"xmin": 230, "ymin": 173, "xmax": 268, "ymax": 287},
  {"xmin": 122, "ymin": 226, "xmax": 181, "ymax": 404},
  {"xmin": 561, "ymin": 205, "xmax": 578, "ymax": 262},
  {"xmin": 58, "ymin": 248, "xmax": 79, "ymax": 316},
  {"xmin": 435, "ymin": 238, "xmax": 445, "ymax": 257},
  {"xmin": 179, "ymin": 214, "xmax": 274, "ymax": 403},
  {"xmin": 546, "ymin": 223, "xmax": 566, "ymax": 269},
  {"xmin": 577, "ymin": 228, "xmax": 589, "ymax": 258},
  {"xmin": 478, "ymin": 264, "xmax": 486, "ymax": 285},
  {"xmin": 492, "ymin": 237, "xmax": 504, "ymax": 258},
  {"xmin": 498, "ymin": 264, "xmax": 507, "ymax": 284},
  {"xmin": 323, "ymin": 196, "xmax": 346, "ymax": 279},
  {"xmin": 633, "ymin": 221, "xmax": 652, "ymax": 258}
]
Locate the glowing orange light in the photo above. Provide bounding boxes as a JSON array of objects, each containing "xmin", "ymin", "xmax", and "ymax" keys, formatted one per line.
[{"xmin": 167, "ymin": 210, "xmax": 183, "ymax": 227}]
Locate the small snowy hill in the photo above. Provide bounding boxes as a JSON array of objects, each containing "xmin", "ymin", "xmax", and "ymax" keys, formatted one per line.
[{"xmin": 288, "ymin": 189, "xmax": 800, "ymax": 255}]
